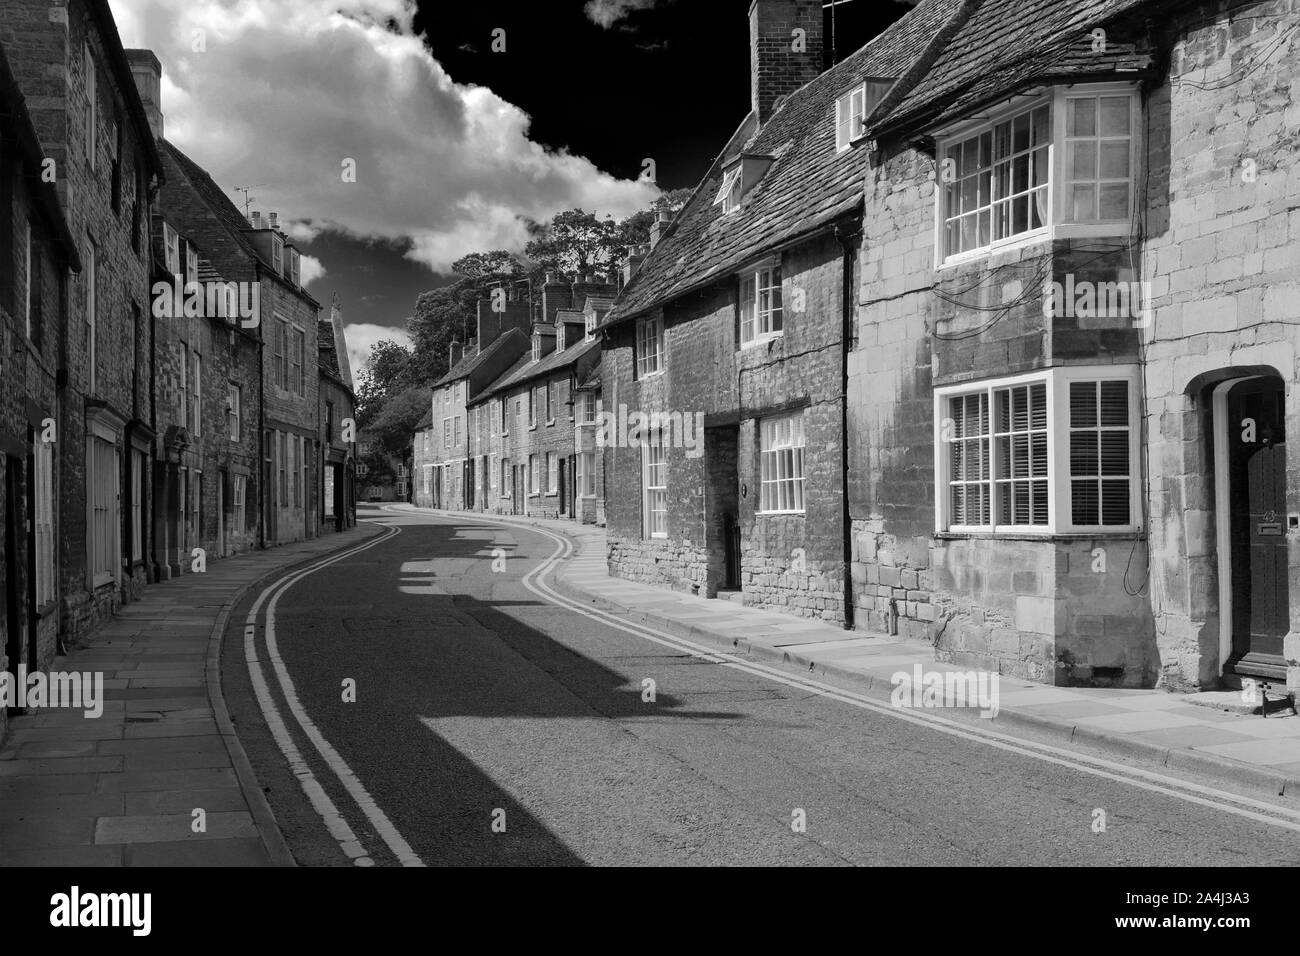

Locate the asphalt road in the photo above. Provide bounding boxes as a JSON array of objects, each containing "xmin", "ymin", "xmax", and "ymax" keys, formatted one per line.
[{"xmin": 220, "ymin": 506, "xmax": 1300, "ymax": 866}]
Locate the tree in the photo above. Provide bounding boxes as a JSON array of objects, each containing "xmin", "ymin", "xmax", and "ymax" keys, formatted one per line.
[
  {"xmin": 524, "ymin": 208, "xmax": 623, "ymax": 278},
  {"xmin": 367, "ymin": 384, "xmax": 431, "ymax": 461},
  {"xmin": 356, "ymin": 339, "xmax": 414, "ymax": 426},
  {"xmin": 451, "ymin": 250, "xmax": 524, "ymax": 280}
]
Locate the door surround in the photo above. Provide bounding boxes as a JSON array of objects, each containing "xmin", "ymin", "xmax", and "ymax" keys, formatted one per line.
[{"xmin": 1211, "ymin": 373, "xmax": 1287, "ymax": 677}]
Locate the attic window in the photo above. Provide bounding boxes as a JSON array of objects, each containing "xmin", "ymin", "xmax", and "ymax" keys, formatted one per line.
[
  {"xmin": 836, "ymin": 80, "xmax": 893, "ymax": 152},
  {"xmin": 714, "ymin": 165, "xmax": 742, "ymax": 215},
  {"xmin": 532, "ymin": 335, "xmax": 542, "ymax": 362}
]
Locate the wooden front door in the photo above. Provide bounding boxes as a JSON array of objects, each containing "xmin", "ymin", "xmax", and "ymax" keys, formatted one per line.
[{"xmin": 1227, "ymin": 377, "xmax": 1289, "ymax": 676}]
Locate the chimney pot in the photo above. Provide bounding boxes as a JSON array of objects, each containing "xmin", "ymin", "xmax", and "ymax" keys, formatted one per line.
[
  {"xmin": 251, "ymin": 211, "xmax": 262, "ymax": 228},
  {"xmin": 269, "ymin": 212, "xmax": 279, "ymax": 230}
]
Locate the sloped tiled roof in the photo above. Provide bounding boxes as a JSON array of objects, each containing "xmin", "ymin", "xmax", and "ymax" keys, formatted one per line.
[
  {"xmin": 414, "ymin": 408, "xmax": 434, "ymax": 431},
  {"xmin": 871, "ymin": 0, "xmax": 1157, "ymax": 133},
  {"xmin": 474, "ymin": 337, "xmax": 600, "ymax": 402},
  {"xmin": 433, "ymin": 329, "xmax": 528, "ymax": 389},
  {"xmin": 602, "ymin": 0, "xmax": 949, "ymax": 327}
]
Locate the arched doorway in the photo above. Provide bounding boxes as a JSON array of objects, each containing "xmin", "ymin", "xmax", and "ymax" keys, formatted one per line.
[{"xmin": 1213, "ymin": 373, "xmax": 1289, "ymax": 680}]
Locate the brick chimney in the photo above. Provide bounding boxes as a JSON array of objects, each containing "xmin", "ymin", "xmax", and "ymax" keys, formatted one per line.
[
  {"xmin": 125, "ymin": 50, "xmax": 164, "ymax": 141},
  {"xmin": 750, "ymin": 0, "xmax": 823, "ymax": 126},
  {"xmin": 449, "ymin": 340, "xmax": 463, "ymax": 366},
  {"xmin": 541, "ymin": 271, "xmax": 573, "ymax": 324}
]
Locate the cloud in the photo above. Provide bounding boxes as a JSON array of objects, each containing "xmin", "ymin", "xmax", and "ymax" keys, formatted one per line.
[
  {"xmin": 110, "ymin": 0, "xmax": 657, "ymax": 274},
  {"xmin": 584, "ymin": 0, "xmax": 663, "ymax": 29},
  {"xmin": 344, "ymin": 322, "xmax": 412, "ymax": 383},
  {"xmin": 299, "ymin": 253, "xmax": 327, "ymax": 286}
]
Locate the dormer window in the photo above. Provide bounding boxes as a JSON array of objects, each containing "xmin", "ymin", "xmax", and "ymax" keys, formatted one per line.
[
  {"xmin": 835, "ymin": 79, "xmax": 893, "ymax": 152},
  {"xmin": 585, "ymin": 313, "xmax": 596, "ymax": 342},
  {"xmin": 163, "ymin": 222, "xmax": 180, "ymax": 278},
  {"xmin": 714, "ymin": 165, "xmax": 743, "ymax": 215},
  {"xmin": 532, "ymin": 335, "xmax": 542, "ymax": 362},
  {"xmin": 271, "ymin": 234, "xmax": 284, "ymax": 276},
  {"xmin": 184, "ymin": 241, "xmax": 199, "ymax": 286},
  {"xmin": 289, "ymin": 248, "xmax": 301, "ymax": 286}
]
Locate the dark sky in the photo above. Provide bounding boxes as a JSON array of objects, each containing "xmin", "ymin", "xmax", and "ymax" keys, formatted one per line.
[{"xmin": 303, "ymin": 0, "xmax": 916, "ymax": 336}]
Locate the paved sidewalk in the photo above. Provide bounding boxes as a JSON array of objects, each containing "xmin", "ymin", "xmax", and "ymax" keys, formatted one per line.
[
  {"xmin": 397, "ymin": 504, "xmax": 1300, "ymax": 798},
  {"xmin": 0, "ymin": 524, "xmax": 382, "ymax": 866}
]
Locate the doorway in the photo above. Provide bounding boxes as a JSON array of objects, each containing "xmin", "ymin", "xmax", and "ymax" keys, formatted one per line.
[{"xmin": 1215, "ymin": 375, "xmax": 1289, "ymax": 678}]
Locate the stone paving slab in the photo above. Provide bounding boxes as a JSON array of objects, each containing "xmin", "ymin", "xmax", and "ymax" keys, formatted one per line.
[{"xmin": 0, "ymin": 523, "xmax": 385, "ymax": 866}]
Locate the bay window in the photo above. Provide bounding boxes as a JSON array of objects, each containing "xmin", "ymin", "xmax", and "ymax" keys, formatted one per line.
[
  {"xmin": 934, "ymin": 366, "xmax": 1139, "ymax": 534},
  {"xmin": 936, "ymin": 84, "xmax": 1139, "ymax": 264}
]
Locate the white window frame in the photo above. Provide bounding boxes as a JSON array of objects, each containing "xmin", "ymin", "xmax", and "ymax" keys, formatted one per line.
[
  {"xmin": 84, "ymin": 44, "xmax": 97, "ymax": 170},
  {"xmin": 130, "ymin": 447, "xmax": 144, "ymax": 564},
  {"xmin": 933, "ymin": 364, "xmax": 1141, "ymax": 535},
  {"xmin": 85, "ymin": 239, "xmax": 96, "ymax": 392},
  {"xmin": 835, "ymin": 84, "xmax": 868, "ymax": 152},
  {"xmin": 33, "ymin": 438, "xmax": 55, "ymax": 606},
  {"xmin": 544, "ymin": 381, "xmax": 554, "ymax": 424},
  {"xmin": 578, "ymin": 450, "xmax": 596, "ymax": 497},
  {"xmin": 88, "ymin": 432, "xmax": 119, "ymax": 588},
  {"xmin": 23, "ymin": 220, "xmax": 33, "ymax": 338},
  {"xmin": 185, "ymin": 241, "xmax": 199, "ymax": 287},
  {"xmin": 501, "ymin": 458, "xmax": 512, "ymax": 499},
  {"xmin": 636, "ymin": 314, "xmax": 664, "ymax": 378},
  {"xmin": 739, "ymin": 262, "xmax": 783, "ymax": 347},
  {"xmin": 443, "ymin": 417, "xmax": 452, "ymax": 449},
  {"xmin": 163, "ymin": 222, "xmax": 180, "ymax": 278},
  {"xmin": 759, "ymin": 411, "xmax": 807, "ymax": 514},
  {"xmin": 577, "ymin": 391, "xmax": 597, "ymax": 425},
  {"xmin": 190, "ymin": 352, "xmax": 202, "ymax": 436},
  {"xmin": 528, "ymin": 454, "xmax": 539, "ymax": 496},
  {"xmin": 933, "ymin": 83, "xmax": 1140, "ymax": 268},
  {"xmin": 642, "ymin": 430, "xmax": 667, "ymax": 539},
  {"xmin": 272, "ymin": 234, "xmax": 284, "ymax": 275},
  {"xmin": 714, "ymin": 163, "xmax": 742, "ymax": 215},
  {"xmin": 228, "ymin": 382, "xmax": 241, "ymax": 441},
  {"xmin": 233, "ymin": 475, "xmax": 247, "ymax": 532},
  {"xmin": 290, "ymin": 325, "xmax": 305, "ymax": 395},
  {"xmin": 546, "ymin": 451, "xmax": 558, "ymax": 494}
]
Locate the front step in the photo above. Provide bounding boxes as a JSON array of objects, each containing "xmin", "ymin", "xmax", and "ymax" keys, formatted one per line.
[{"xmin": 713, "ymin": 589, "xmax": 744, "ymax": 605}]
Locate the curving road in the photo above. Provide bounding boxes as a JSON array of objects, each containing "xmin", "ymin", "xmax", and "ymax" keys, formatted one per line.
[{"xmin": 219, "ymin": 506, "xmax": 1300, "ymax": 867}]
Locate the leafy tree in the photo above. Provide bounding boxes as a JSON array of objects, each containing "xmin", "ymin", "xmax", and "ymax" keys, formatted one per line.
[
  {"xmin": 451, "ymin": 250, "xmax": 524, "ymax": 280},
  {"xmin": 356, "ymin": 339, "xmax": 414, "ymax": 426},
  {"xmin": 367, "ymin": 384, "xmax": 431, "ymax": 461},
  {"xmin": 524, "ymin": 208, "xmax": 623, "ymax": 277}
]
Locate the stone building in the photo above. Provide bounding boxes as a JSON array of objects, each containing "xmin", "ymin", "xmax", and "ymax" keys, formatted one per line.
[
  {"xmin": 1, "ymin": 0, "xmax": 166, "ymax": 644},
  {"xmin": 852, "ymin": 0, "xmax": 1300, "ymax": 691},
  {"xmin": 319, "ymin": 294, "xmax": 356, "ymax": 533},
  {"xmin": 425, "ymin": 293, "xmax": 531, "ymax": 511},
  {"xmin": 412, "ymin": 408, "xmax": 437, "ymax": 508},
  {"xmin": 470, "ymin": 274, "xmax": 612, "ymax": 519},
  {"xmin": 0, "ymin": 41, "xmax": 83, "ymax": 738},
  {"xmin": 151, "ymin": 139, "xmax": 321, "ymax": 549},
  {"xmin": 597, "ymin": 0, "xmax": 927, "ymax": 621}
]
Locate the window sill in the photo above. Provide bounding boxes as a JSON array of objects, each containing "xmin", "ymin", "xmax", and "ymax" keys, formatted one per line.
[
  {"xmin": 739, "ymin": 332, "xmax": 783, "ymax": 351},
  {"xmin": 546, "ymin": 419, "xmax": 556, "ymax": 427},
  {"xmin": 758, "ymin": 509, "xmax": 805, "ymax": 517},
  {"xmin": 638, "ymin": 369, "xmax": 665, "ymax": 381},
  {"xmin": 934, "ymin": 529, "xmax": 1144, "ymax": 542},
  {"xmin": 937, "ymin": 222, "xmax": 1134, "ymax": 272}
]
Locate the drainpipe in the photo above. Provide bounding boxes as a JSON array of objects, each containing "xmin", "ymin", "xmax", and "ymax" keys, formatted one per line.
[{"xmin": 835, "ymin": 221, "xmax": 861, "ymax": 632}]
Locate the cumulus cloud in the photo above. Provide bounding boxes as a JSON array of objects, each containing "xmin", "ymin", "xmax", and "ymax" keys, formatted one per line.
[
  {"xmin": 584, "ymin": 0, "xmax": 663, "ymax": 29},
  {"xmin": 299, "ymin": 253, "xmax": 327, "ymax": 286},
  {"xmin": 344, "ymin": 322, "xmax": 413, "ymax": 385},
  {"xmin": 110, "ymin": 0, "xmax": 657, "ymax": 273}
]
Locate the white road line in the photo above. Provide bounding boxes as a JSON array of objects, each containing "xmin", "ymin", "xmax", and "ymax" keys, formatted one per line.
[
  {"xmin": 245, "ymin": 524, "xmax": 425, "ymax": 867},
  {"xmin": 395, "ymin": 508, "xmax": 1300, "ymax": 835}
]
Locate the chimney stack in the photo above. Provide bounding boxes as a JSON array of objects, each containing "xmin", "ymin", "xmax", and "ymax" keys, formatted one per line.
[
  {"xmin": 449, "ymin": 339, "xmax": 463, "ymax": 367},
  {"xmin": 269, "ymin": 212, "xmax": 279, "ymax": 231},
  {"xmin": 622, "ymin": 244, "xmax": 649, "ymax": 285},
  {"xmin": 542, "ymin": 272, "xmax": 573, "ymax": 324},
  {"xmin": 125, "ymin": 50, "xmax": 164, "ymax": 141},
  {"xmin": 649, "ymin": 205, "xmax": 674, "ymax": 249},
  {"xmin": 251, "ymin": 211, "xmax": 262, "ymax": 229},
  {"xmin": 750, "ymin": 0, "xmax": 823, "ymax": 126}
]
